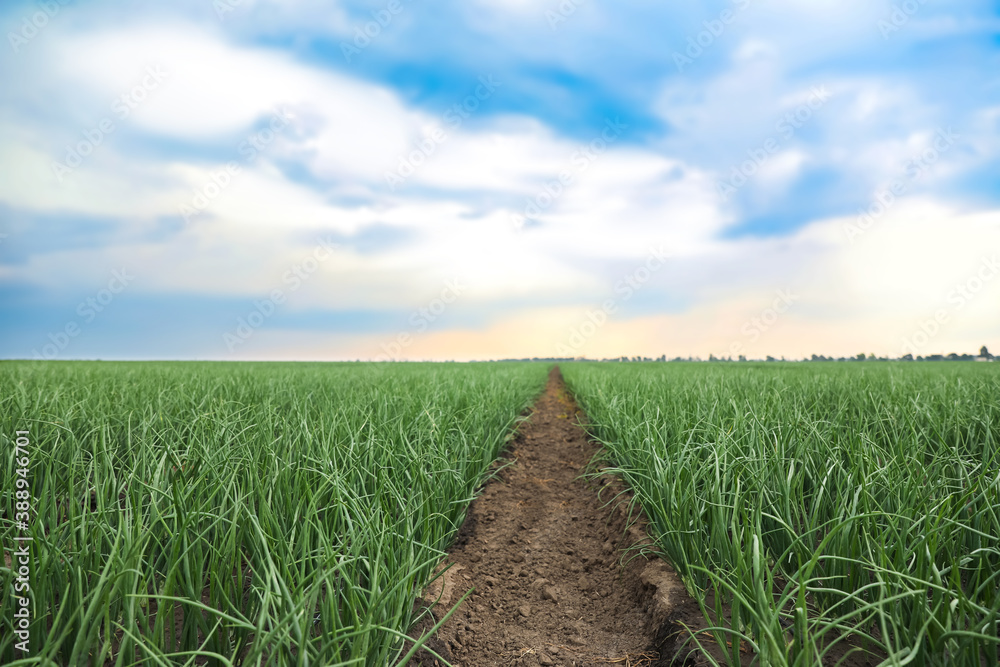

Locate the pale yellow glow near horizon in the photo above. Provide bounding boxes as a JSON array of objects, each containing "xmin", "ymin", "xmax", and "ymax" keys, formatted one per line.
[{"xmin": 224, "ymin": 204, "xmax": 1000, "ymax": 362}]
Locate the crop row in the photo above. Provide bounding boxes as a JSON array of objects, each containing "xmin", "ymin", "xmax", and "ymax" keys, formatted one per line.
[
  {"xmin": 564, "ymin": 362, "xmax": 1000, "ymax": 667},
  {"xmin": 0, "ymin": 361, "xmax": 548, "ymax": 666}
]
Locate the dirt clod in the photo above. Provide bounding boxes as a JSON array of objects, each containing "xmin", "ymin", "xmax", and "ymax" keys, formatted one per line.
[{"xmin": 408, "ymin": 368, "xmax": 700, "ymax": 666}]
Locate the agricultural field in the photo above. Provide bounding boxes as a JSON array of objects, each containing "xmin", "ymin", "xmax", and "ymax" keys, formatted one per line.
[
  {"xmin": 3, "ymin": 360, "xmax": 999, "ymax": 666},
  {"xmin": 0, "ymin": 361, "xmax": 548, "ymax": 666},
  {"xmin": 563, "ymin": 362, "xmax": 1000, "ymax": 666}
]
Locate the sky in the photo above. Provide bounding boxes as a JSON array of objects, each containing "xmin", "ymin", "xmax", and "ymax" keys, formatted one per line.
[{"xmin": 0, "ymin": 0, "xmax": 998, "ymax": 361}]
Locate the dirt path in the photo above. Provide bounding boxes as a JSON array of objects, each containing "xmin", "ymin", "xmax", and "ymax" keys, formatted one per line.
[{"xmin": 409, "ymin": 367, "xmax": 702, "ymax": 667}]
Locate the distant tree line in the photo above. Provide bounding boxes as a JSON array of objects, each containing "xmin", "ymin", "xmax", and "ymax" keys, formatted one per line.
[{"xmin": 492, "ymin": 346, "xmax": 996, "ymax": 363}]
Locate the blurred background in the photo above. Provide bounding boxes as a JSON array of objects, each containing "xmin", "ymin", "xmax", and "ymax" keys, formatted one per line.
[{"xmin": 0, "ymin": 0, "xmax": 997, "ymax": 361}]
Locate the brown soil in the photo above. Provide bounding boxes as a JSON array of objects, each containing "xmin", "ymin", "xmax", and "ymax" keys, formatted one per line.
[{"xmin": 408, "ymin": 367, "xmax": 710, "ymax": 667}]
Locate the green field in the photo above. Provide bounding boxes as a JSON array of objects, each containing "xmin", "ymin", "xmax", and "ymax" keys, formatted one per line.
[
  {"xmin": 563, "ymin": 362, "xmax": 1000, "ymax": 666},
  {"xmin": 0, "ymin": 361, "xmax": 548, "ymax": 666},
  {"xmin": 3, "ymin": 361, "xmax": 999, "ymax": 666}
]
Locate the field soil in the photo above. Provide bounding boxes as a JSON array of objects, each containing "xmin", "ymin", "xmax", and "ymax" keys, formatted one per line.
[{"xmin": 408, "ymin": 367, "xmax": 710, "ymax": 666}]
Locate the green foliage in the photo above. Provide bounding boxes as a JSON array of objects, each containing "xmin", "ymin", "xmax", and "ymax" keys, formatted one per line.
[
  {"xmin": 0, "ymin": 361, "xmax": 548, "ymax": 666},
  {"xmin": 563, "ymin": 362, "xmax": 1000, "ymax": 667}
]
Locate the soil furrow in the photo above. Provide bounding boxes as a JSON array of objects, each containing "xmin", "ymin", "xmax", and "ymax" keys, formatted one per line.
[{"xmin": 409, "ymin": 367, "xmax": 704, "ymax": 667}]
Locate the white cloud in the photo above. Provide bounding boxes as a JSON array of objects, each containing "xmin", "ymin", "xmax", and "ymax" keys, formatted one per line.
[
  {"xmin": 53, "ymin": 25, "xmax": 416, "ymax": 182},
  {"xmin": 2, "ymin": 9, "xmax": 998, "ymax": 361},
  {"xmin": 471, "ymin": 0, "xmax": 538, "ymax": 14}
]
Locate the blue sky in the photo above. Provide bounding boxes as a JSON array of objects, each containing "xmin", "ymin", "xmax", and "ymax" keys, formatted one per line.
[{"xmin": 1, "ymin": 0, "xmax": 998, "ymax": 360}]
